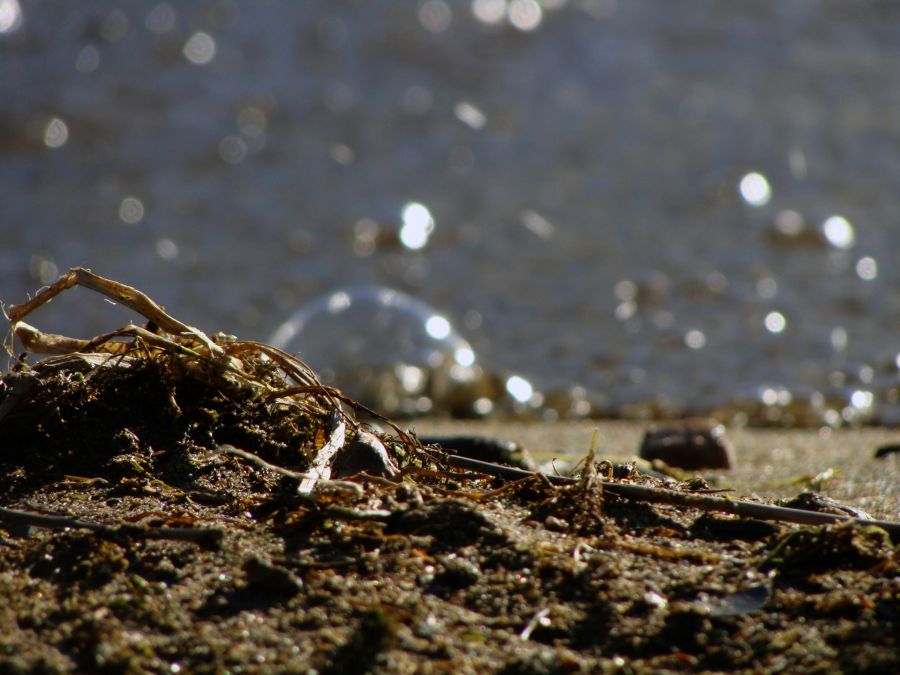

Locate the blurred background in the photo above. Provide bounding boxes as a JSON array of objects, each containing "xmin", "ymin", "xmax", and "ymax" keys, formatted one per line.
[{"xmin": 1, "ymin": 0, "xmax": 899, "ymax": 426}]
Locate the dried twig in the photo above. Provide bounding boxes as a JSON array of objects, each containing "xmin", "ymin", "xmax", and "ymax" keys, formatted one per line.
[
  {"xmin": 0, "ymin": 505, "xmax": 223, "ymax": 547},
  {"xmin": 217, "ymin": 444, "xmax": 362, "ymax": 496},
  {"xmin": 445, "ymin": 455, "xmax": 900, "ymax": 537}
]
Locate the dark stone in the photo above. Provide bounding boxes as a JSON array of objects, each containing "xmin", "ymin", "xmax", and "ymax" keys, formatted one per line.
[
  {"xmin": 639, "ymin": 419, "xmax": 734, "ymax": 470},
  {"xmin": 331, "ymin": 430, "xmax": 399, "ymax": 479}
]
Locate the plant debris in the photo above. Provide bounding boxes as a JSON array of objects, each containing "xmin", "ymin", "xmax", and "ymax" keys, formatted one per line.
[{"xmin": 1, "ymin": 270, "xmax": 898, "ymax": 673}]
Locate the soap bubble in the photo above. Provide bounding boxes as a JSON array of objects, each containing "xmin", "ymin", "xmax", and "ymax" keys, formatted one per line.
[{"xmin": 270, "ymin": 286, "xmax": 483, "ymax": 416}]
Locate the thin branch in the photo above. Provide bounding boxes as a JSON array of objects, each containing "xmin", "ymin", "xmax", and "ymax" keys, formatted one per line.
[
  {"xmin": 445, "ymin": 455, "xmax": 900, "ymax": 538},
  {"xmin": 0, "ymin": 505, "xmax": 223, "ymax": 547},
  {"xmin": 217, "ymin": 443, "xmax": 363, "ymax": 496}
]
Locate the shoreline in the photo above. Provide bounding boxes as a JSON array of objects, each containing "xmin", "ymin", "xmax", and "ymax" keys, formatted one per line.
[{"xmin": 409, "ymin": 419, "xmax": 900, "ymax": 520}]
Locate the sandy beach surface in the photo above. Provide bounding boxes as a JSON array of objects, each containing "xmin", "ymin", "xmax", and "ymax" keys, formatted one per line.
[{"xmin": 411, "ymin": 419, "xmax": 900, "ymax": 520}]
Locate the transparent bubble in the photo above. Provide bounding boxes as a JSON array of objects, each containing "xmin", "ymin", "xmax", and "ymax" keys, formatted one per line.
[{"xmin": 270, "ymin": 286, "xmax": 481, "ymax": 415}]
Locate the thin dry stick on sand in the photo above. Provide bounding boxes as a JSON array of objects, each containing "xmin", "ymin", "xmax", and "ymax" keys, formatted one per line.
[
  {"xmin": 0, "ymin": 506, "xmax": 224, "ymax": 548},
  {"xmin": 445, "ymin": 455, "xmax": 900, "ymax": 538}
]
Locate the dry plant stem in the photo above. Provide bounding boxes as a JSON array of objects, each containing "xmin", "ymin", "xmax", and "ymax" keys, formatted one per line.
[
  {"xmin": 0, "ymin": 506, "xmax": 223, "ymax": 547},
  {"xmin": 218, "ymin": 444, "xmax": 316, "ymax": 481},
  {"xmin": 217, "ymin": 444, "xmax": 363, "ymax": 496},
  {"xmin": 446, "ymin": 455, "xmax": 900, "ymax": 538},
  {"xmin": 299, "ymin": 418, "xmax": 347, "ymax": 494},
  {"xmin": 7, "ymin": 268, "xmax": 223, "ymax": 359}
]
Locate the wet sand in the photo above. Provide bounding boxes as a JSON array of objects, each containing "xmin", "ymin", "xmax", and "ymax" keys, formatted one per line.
[{"xmin": 411, "ymin": 419, "xmax": 900, "ymax": 520}]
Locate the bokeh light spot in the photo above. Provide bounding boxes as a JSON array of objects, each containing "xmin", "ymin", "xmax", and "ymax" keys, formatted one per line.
[
  {"xmin": 0, "ymin": 0, "xmax": 23, "ymax": 34},
  {"xmin": 506, "ymin": 375, "xmax": 534, "ymax": 403},
  {"xmin": 471, "ymin": 0, "xmax": 506, "ymax": 24},
  {"xmin": 425, "ymin": 315, "xmax": 451, "ymax": 340},
  {"xmin": 855, "ymin": 256, "xmax": 877, "ymax": 281},
  {"xmin": 739, "ymin": 172, "xmax": 771, "ymax": 207},
  {"xmin": 156, "ymin": 238, "xmax": 178, "ymax": 261},
  {"xmin": 508, "ymin": 0, "xmax": 543, "ymax": 31},
  {"xmin": 183, "ymin": 31, "xmax": 216, "ymax": 65},
  {"xmin": 756, "ymin": 276, "xmax": 777, "ymax": 299},
  {"xmin": 44, "ymin": 117, "xmax": 69, "ymax": 149},
  {"xmin": 830, "ymin": 326, "xmax": 847, "ymax": 352},
  {"xmin": 219, "ymin": 135, "xmax": 247, "ymax": 164},
  {"xmin": 145, "ymin": 3, "xmax": 175, "ymax": 34},
  {"xmin": 418, "ymin": 0, "xmax": 452, "ymax": 32},
  {"xmin": 764, "ymin": 311, "xmax": 786, "ymax": 334},
  {"xmin": 454, "ymin": 101, "xmax": 486, "ymax": 130},
  {"xmin": 75, "ymin": 45, "xmax": 101, "ymax": 74},
  {"xmin": 400, "ymin": 202, "xmax": 435, "ymax": 250},
  {"xmin": 119, "ymin": 196, "xmax": 145, "ymax": 224},
  {"xmin": 822, "ymin": 215, "xmax": 854, "ymax": 249},
  {"xmin": 685, "ymin": 329, "xmax": 706, "ymax": 350}
]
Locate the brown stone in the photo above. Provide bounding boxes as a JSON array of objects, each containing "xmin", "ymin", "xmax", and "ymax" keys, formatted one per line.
[{"xmin": 639, "ymin": 418, "xmax": 734, "ymax": 470}]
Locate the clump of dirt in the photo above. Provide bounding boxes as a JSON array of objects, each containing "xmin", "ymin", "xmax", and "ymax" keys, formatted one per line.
[{"xmin": 1, "ymin": 270, "xmax": 898, "ymax": 673}]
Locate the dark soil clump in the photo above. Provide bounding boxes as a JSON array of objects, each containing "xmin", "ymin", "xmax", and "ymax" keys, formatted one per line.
[
  {"xmin": 1, "ymin": 271, "xmax": 898, "ymax": 673},
  {"xmin": 2, "ymin": 360, "xmax": 896, "ymax": 673}
]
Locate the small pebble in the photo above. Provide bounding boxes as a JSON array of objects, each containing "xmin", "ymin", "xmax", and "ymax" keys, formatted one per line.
[{"xmin": 639, "ymin": 418, "xmax": 734, "ymax": 470}]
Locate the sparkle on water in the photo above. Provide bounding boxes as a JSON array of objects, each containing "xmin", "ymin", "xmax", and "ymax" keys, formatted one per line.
[
  {"xmin": 822, "ymin": 215, "xmax": 855, "ymax": 249},
  {"xmin": 44, "ymin": 117, "xmax": 68, "ymax": 149},
  {"xmin": 764, "ymin": 311, "xmax": 786, "ymax": 334},
  {"xmin": 119, "ymin": 196, "xmax": 145, "ymax": 225},
  {"xmin": 739, "ymin": 172, "xmax": 771, "ymax": 207},
  {"xmin": 183, "ymin": 31, "xmax": 216, "ymax": 65},
  {"xmin": 0, "ymin": 0, "xmax": 23, "ymax": 33},
  {"xmin": 399, "ymin": 202, "xmax": 435, "ymax": 250}
]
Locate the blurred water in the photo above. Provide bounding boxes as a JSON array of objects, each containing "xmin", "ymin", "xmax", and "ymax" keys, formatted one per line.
[{"xmin": 1, "ymin": 0, "xmax": 899, "ymax": 426}]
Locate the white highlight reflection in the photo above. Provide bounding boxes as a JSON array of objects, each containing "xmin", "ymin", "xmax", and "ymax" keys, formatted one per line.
[
  {"xmin": 764, "ymin": 311, "xmax": 786, "ymax": 334},
  {"xmin": 400, "ymin": 202, "xmax": 435, "ymax": 250},
  {"xmin": 739, "ymin": 172, "xmax": 771, "ymax": 207},
  {"xmin": 0, "ymin": 0, "xmax": 23, "ymax": 33},
  {"xmin": 184, "ymin": 32, "xmax": 216, "ymax": 65},
  {"xmin": 822, "ymin": 215, "xmax": 854, "ymax": 249},
  {"xmin": 506, "ymin": 375, "xmax": 534, "ymax": 403}
]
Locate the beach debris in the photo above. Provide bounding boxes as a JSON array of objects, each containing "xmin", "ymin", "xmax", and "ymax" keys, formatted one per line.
[
  {"xmin": 0, "ymin": 505, "xmax": 223, "ymax": 548},
  {"xmin": 699, "ymin": 583, "xmax": 771, "ymax": 617},
  {"xmin": 298, "ymin": 410, "xmax": 347, "ymax": 493},
  {"xmin": 781, "ymin": 492, "xmax": 873, "ymax": 520},
  {"xmin": 332, "ymin": 428, "xmax": 400, "ymax": 479},
  {"xmin": 762, "ymin": 520, "xmax": 895, "ymax": 574},
  {"xmin": 639, "ymin": 418, "xmax": 734, "ymax": 470},
  {"xmin": 442, "ymin": 454, "xmax": 900, "ymax": 537}
]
